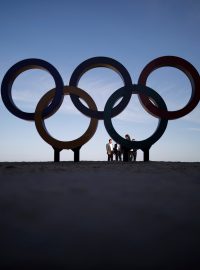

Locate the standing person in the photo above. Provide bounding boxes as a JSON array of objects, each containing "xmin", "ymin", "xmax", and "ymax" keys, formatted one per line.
[
  {"xmin": 113, "ymin": 143, "xmax": 118, "ymax": 161},
  {"xmin": 106, "ymin": 139, "xmax": 113, "ymax": 161},
  {"xmin": 131, "ymin": 138, "xmax": 137, "ymax": 161},
  {"xmin": 124, "ymin": 134, "xmax": 131, "ymax": 161},
  {"xmin": 125, "ymin": 134, "xmax": 131, "ymax": 141},
  {"xmin": 113, "ymin": 143, "xmax": 122, "ymax": 161},
  {"xmin": 118, "ymin": 144, "xmax": 122, "ymax": 161}
]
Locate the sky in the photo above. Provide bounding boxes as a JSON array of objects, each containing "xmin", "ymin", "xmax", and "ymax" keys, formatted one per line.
[{"xmin": 0, "ymin": 0, "xmax": 200, "ymax": 162}]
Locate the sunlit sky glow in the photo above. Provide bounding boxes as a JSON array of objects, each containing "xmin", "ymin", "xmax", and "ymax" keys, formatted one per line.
[{"xmin": 0, "ymin": 0, "xmax": 200, "ymax": 161}]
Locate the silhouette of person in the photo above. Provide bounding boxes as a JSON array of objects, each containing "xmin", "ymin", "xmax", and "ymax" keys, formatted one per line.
[
  {"xmin": 130, "ymin": 138, "xmax": 137, "ymax": 161},
  {"xmin": 106, "ymin": 139, "xmax": 113, "ymax": 161},
  {"xmin": 123, "ymin": 134, "xmax": 131, "ymax": 161},
  {"xmin": 125, "ymin": 134, "xmax": 131, "ymax": 141},
  {"xmin": 113, "ymin": 143, "xmax": 122, "ymax": 161},
  {"xmin": 118, "ymin": 144, "xmax": 122, "ymax": 161},
  {"xmin": 113, "ymin": 143, "xmax": 118, "ymax": 161}
]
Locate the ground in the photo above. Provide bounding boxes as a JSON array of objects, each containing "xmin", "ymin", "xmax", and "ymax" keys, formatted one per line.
[{"xmin": 0, "ymin": 161, "xmax": 200, "ymax": 269}]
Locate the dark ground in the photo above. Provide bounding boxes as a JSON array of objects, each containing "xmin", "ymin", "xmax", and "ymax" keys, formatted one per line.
[{"xmin": 0, "ymin": 161, "xmax": 200, "ymax": 270}]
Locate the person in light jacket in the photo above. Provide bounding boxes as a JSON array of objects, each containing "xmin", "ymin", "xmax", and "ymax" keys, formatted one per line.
[{"xmin": 106, "ymin": 139, "xmax": 113, "ymax": 161}]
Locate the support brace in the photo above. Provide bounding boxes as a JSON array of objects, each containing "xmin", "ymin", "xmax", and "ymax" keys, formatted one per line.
[
  {"xmin": 53, "ymin": 148, "xmax": 62, "ymax": 162},
  {"xmin": 72, "ymin": 146, "xmax": 82, "ymax": 162},
  {"xmin": 143, "ymin": 148, "xmax": 150, "ymax": 162}
]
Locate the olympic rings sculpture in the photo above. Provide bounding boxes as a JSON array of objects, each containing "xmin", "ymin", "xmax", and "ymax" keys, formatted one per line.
[{"xmin": 1, "ymin": 56, "xmax": 200, "ymax": 162}]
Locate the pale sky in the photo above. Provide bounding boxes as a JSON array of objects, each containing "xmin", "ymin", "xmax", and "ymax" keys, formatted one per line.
[{"xmin": 0, "ymin": 0, "xmax": 200, "ymax": 161}]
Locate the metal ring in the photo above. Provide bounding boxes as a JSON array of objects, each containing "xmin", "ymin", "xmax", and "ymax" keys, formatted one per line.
[
  {"xmin": 1, "ymin": 58, "xmax": 64, "ymax": 121},
  {"xmin": 138, "ymin": 56, "xmax": 200, "ymax": 120},
  {"xmin": 34, "ymin": 86, "xmax": 98, "ymax": 149},
  {"xmin": 104, "ymin": 84, "xmax": 168, "ymax": 151},
  {"xmin": 69, "ymin": 57, "xmax": 132, "ymax": 119}
]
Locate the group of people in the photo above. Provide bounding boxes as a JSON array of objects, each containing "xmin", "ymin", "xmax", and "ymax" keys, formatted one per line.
[{"xmin": 106, "ymin": 134, "xmax": 137, "ymax": 162}]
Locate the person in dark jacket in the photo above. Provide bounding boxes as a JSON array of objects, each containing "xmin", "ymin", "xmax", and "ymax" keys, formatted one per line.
[{"xmin": 130, "ymin": 138, "xmax": 137, "ymax": 161}]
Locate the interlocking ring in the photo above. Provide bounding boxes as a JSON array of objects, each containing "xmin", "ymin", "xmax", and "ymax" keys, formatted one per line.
[
  {"xmin": 138, "ymin": 56, "xmax": 200, "ymax": 119},
  {"xmin": 69, "ymin": 57, "xmax": 132, "ymax": 119},
  {"xmin": 34, "ymin": 86, "xmax": 98, "ymax": 149},
  {"xmin": 1, "ymin": 56, "xmax": 199, "ymax": 162},
  {"xmin": 1, "ymin": 59, "xmax": 64, "ymax": 121},
  {"xmin": 104, "ymin": 84, "xmax": 168, "ymax": 151}
]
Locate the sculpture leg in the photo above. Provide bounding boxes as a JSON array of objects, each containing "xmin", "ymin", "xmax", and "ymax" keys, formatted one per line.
[
  {"xmin": 143, "ymin": 149, "xmax": 150, "ymax": 162},
  {"xmin": 53, "ymin": 148, "xmax": 61, "ymax": 162},
  {"xmin": 72, "ymin": 146, "xmax": 81, "ymax": 162}
]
